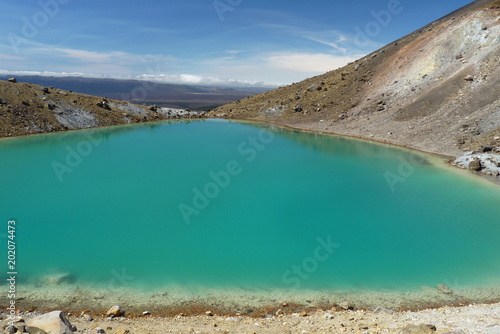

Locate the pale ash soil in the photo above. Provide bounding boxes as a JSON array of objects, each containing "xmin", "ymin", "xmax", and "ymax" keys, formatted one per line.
[{"xmin": 10, "ymin": 303, "xmax": 500, "ymax": 334}]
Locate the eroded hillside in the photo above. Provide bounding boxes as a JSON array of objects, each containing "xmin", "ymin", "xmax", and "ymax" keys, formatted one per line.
[{"xmin": 0, "ymin": 80, "xmax": 202, "ymax": 138}]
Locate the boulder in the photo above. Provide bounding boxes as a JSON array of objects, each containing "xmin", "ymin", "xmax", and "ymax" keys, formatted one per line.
[
  {"xmin": 8, "ymin": 78, "xmax": 17, "ymax": 83},
  {"xmin": 26, "ymin": 326, "xmax": 48, "ymax": 334},
  {"xmin": 463, "ymin": 75, "xmax": 474, "ymax": 82},
  {"xmin": 0, "ymin": 98, "xmax": 7, "ymax": 104},
  {"xmin": 106, "ymin": 305, "xmax": 125, "ymax": 317},
  {"xmin": 26, "ymin": 311, "xmax": 74, "ymax": 334},
  {"xmin": 293, "ymin": 105, "xmax": 303, "ymax": 113},
  {"xmin": 468, "ymin": 159, "xmax": 482, "ymax": 171}
]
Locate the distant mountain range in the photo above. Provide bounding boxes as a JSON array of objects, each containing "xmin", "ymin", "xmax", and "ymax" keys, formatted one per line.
[{"xmin": 0, "ymin": 75, "xmax": 272, "ymax": 110}]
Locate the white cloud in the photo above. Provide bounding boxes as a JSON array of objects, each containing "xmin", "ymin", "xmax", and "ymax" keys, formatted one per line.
[
  {"xmin": 0, "ymin": 54, "xmax": 24, "ymax": 61},
  {"xmin": 0, "ymin": 69, "xmax": 276, "ymax": 87},
  {"xmin": 267, "ymin": 53, "xmax": 362, "ymax": 73}
]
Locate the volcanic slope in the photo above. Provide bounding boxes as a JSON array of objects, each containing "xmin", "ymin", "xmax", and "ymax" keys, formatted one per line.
[{"xmin": 208, "ymin": 0, "xmax": 500, "ymax": 156}]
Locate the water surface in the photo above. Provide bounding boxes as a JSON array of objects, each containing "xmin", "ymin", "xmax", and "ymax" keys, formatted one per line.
[{"xmin": 1, "ymin": 120, "xmax": 499, "ymax": 298}]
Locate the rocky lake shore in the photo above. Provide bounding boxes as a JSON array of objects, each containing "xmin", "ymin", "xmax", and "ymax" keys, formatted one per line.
[{"xmin": 3, "ymin": 302, "xmax": 500, "ymax": 334}]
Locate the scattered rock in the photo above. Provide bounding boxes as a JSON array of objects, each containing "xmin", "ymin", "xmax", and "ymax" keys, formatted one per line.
[
  {"xmin": 294, "ymin": 105, "xmax": 303, "ymax": 113},
  {"xmin": 463, "ymin": 75, "xmax": 474, "ymax": 82},
  {"xmin": 26, "ymin": 311, "xmax": 75, "ymax": 334},
  {"xmin": 307, "ymin": 83, "xmax": 319, "ymax": 92},
  {"xmin": 149, "ymin": 105, "xmax": 158, "ymax": 112},
  {"xmin": 481, "ymin": 145, "xmax": 493, "ymax": 152},
  {"xmin": 468, "ymin": 159, "xmax": 483, "ymax": 171},
  {"xmin": 399, "ymin": 324, "xmax": 437, "ymax": 334},
  {"xmin": 373, "ymin": 307, "xmax": 395, "ymax": 314},
  {"xmin": 97, "ymin": 101, "xmax": 111, "ymax": 110},
  {"xmin": 114, "ymin": 330, "xmax": 130, "ymax": 334},
  {"xmin": 8, "ymin": 78, "xmax": 17, "ymax": 83},
  {"xmin": 106, "ymin": 305, "xmax": 125, "ymax": 317},
  {"xmin": 339, "ymin": 301, "xmax": 353, "ymax": 310},
  {"xmin": 437, "ymin": 284, "xmax": 453, "ymax": 294},
  {"xmin": 40, "ymin": 273, "xmax": 74, "ymax": 285}
]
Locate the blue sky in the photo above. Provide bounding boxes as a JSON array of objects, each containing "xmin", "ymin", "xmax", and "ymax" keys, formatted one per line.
[{"xmin": 0, "ymin": 0, "xmax": 473, "ymax": 86}]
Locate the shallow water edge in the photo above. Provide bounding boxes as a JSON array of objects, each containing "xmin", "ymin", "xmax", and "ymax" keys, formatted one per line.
[{"xmin": 2, "ymin": 283, "xmax": 500, "ymax": 316}]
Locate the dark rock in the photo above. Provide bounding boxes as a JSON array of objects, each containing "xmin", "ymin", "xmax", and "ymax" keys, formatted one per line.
[
  {"xmin": 468, "ymin": 159, "xmax": 483, "ymax": 171},
  {"xmin": 8, "ymin": 78, "xmax": 17, "ymax": 83},
  {"xmin": 481, "ymin": 145, "xmax": 493, "ymax": 152},
  {"xmin": 47, "ymin": 104, "xmax": 56, "ymax": 111},
  {"xmin": 294, "ymin": 105, "xmax": 303, "ymax": 113},
  {"xmin": 463, "ymin": 75, "xmax": 474, "ymax": 82},
  {"xmin": 0, "ymin": 98, "xmax": 7, "ymax": 104},
  {"xmin": 22, "ymin": 100, "xmax": 30, "ymax": 106},
  {"xmin": 97, "ymin": 101, "xmax": 111, "ymax": 110},
  {"xmin": 42, "ymin": 87, "xmax": 50, "ymax": 94}
]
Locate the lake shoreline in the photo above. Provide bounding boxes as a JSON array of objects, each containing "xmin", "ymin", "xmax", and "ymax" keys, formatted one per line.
[{"xmin": 4, "ymin": 283, "xmax": 500, "ymax": 317}]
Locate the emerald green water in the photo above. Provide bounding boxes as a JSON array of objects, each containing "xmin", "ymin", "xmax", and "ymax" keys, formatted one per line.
[{"xmin": 1, "ymin": 119, "xmax": 500, "ymax": 295}]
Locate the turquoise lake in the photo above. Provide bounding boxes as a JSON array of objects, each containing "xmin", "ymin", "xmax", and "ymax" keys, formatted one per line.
[{"xmin": 1, "ymin": 119, "xmax": 500, "ymax": 295}]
